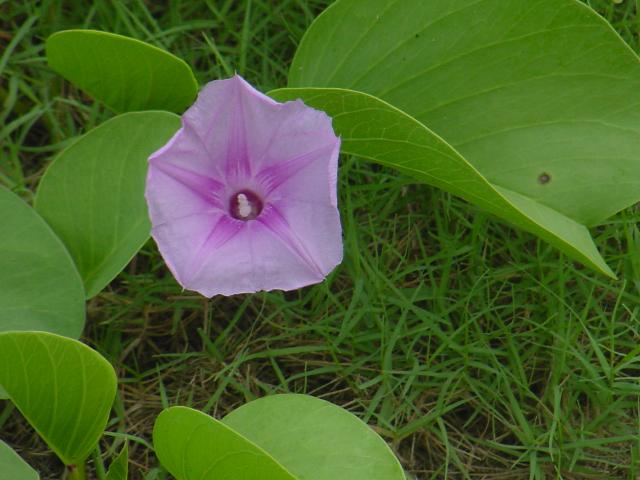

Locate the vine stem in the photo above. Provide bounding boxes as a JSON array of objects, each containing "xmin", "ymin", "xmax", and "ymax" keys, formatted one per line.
[{"xmin": 92, "ymin": 445, "xmax": 107, "ymax": 480}]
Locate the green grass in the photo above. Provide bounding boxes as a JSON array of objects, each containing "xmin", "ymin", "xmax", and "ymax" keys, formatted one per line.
[{"xmin": 2, "ymin": 0, "xmax": 640, "ymax": 479}]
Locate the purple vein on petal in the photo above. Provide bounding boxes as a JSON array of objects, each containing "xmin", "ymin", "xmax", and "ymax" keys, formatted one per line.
[
  {"xmin": 151, "ymin": 160, "xmax": 225, "ymax": 208},
  {"xmin": 183, "ymin": 215, "xmax": 245, "ymax": 285},
  {"xmin": 224, "ymin": 78, "xmax": 252, "ymax": 180},
  {"xmin": 256, "ymin": 143, "xmax": 335, "ymax": 196},
  {"xmin": 258, "ymin": 204, "xmax": 325, "ymax": 279}
]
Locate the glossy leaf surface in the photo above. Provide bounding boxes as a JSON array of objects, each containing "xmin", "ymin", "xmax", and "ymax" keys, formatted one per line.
[
  {"xmin": 0, "ymin": 186, "xmax": 85, "ymax": 338},
  {"xmin": 286, "ymin": 0, "xmax": 640, "ymax": 276},
  {"xmin": 46, "ymin": 30, "xmax": 198, "ymax": 113},
  {"xmin": 35, "ymin": 112, "xmax": 180, "ymax": 298},
  {"xmin": 0, "ymin": 440, "xmax": 38, "ymax": 480},
  {"xmin": 223, "ymin": 394, "xmax": 405, "ymax": 480},
  {"xmin": 0, "ymin": 331, "xmax": 117, "ymax": 466},
  {"xmin": 153, "ymin": 406, "xmax": 297, "ymax": 480}
]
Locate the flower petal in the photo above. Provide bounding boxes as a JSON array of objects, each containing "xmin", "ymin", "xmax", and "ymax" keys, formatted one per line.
[
  {"xmin": 258, "ymin": 139, "xmax": 340, "ymax": 207},
  {"xmin": 184, "ymin": 76, "xmax": 339, "ymax": 183},
  {"xmin": 248, "ymin": 98, "xmax": 339, "ymax": 173},
  {"xmin": 182, "ymin": 76, "xmax": 267, "ymax": 181},
  {"xmin": 150, "ymin": 212, "xmax": 243, "ymax": 287},
  {"xmin": 260, "ymin": 201, "xmax": 342, "ymax": 281},
  {"xmin": 184, "ymin": 210, "xmax": 340, "ymax": 296},
  {"xmin": 149, "ymin": 124, "xmax": 224, "ymax": 183},
  {"xmin": 146, "ymin": 157, "xmax": 224, "ymax": 233},
  {"xmin": 146, "ymin": 75, "xmax": 343, "ymax": 297},
  {"xmin": 149, "ymin": 159, "xmax": 225, "ymax": 208}
]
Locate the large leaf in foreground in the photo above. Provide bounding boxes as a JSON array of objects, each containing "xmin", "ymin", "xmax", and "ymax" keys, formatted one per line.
[
  {"xmin": 46, "ymin": 30, "xmax": 198, "ymax": 113},
  {"xmin": 223, "ymin": 394, "xmax": 405, "ymax": 480},
  {"xmin": 287, "ymin": 0, "xmax": 640, "ymax": 275},
  {"xmin": 35, "ymin": 112, "xmax": 180, "ymax": 298},
  {"xmin": 0, "ymin": 187, "xmax": 85, "ymax": 337},
  {"xmin": 0, "ymin": 440, "xmax": 38, "ymax": 480},
  {"xmin": 0, "ymin": 331, "xmax": 117, "ymax": 466},
  {"xmin": 270, "ymin": 89, "xmax": 612, "ymax": 277},
  {"xmin": 153, "ymin": 407, "xmax": 297, "ymax": 480}
]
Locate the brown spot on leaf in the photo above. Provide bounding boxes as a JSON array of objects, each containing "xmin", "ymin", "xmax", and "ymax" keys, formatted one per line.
[{"xmin": 538, "ymin": 172, "xmax": 551, "ymax": 185}]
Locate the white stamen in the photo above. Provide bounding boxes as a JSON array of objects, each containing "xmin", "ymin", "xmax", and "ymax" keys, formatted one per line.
[{"xmin": 237, "ymin": 193, "xmax": 252, "ymax": 218}]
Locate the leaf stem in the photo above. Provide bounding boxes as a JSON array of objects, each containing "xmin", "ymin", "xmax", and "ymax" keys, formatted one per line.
[
  {"xmin": 92, "ymin": 445, "xmax": 106, "ymax": 480},
  {"xmin": 65, "ymin": 462, "xmax": 86, "ymax": 480}
]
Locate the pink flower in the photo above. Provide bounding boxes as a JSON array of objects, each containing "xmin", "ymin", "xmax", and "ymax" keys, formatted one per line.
[{"xmin": 145, "ymin": 76, "xmax": 342, "ymax": 297}]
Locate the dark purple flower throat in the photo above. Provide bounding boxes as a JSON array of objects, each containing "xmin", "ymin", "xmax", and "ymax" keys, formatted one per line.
[{"xmin": 229, "ymin": 189, "xmax": 263, "ymax": 221}]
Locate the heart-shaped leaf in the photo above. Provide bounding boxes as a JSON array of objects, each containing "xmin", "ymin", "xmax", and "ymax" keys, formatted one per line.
[
  {"xmin": 154, "ymin": 395, "xmax": 404, "ymax": 480},
  {"xmin": 0, "ymin": 331, "xmax": 117, "ymax": 466},
  {"xmin": 0, "ymin": 440, "xmax": 38, "ymax": 480},
  {"xmin": 285, "ymin": 0, "xmax": 640, "ymax": 276},
  {"xmin": 0, "ymin": 186, "xmax": 85, "ymax": 338},
  {"xmin": 153, "ymin": 406, "xmax": 297, "ymax": 480},
  {"xmin": 223, "ymin": 394, "xmax": 405, "ymax": 480},
  {"xmin": 35, "ymin": 112, "xmax": 180, "ymax": 298},
  {"xmin": 105, "ymin": 443, "xmax": 128, "ymax": 480},
  {"xmin": 46, "ymin": 30, "xmax": 198, "ymax": 113}
]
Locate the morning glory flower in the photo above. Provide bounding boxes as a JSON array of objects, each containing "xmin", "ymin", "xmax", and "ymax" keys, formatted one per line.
[{"xmin": 145, "ymin": 75, "xmax": 342, "ymax": 297}]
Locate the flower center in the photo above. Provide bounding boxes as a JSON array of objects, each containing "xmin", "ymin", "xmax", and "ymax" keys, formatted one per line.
[{"xmin": 229, "ymin": 189, "xmax": 263, "ymax": 220}]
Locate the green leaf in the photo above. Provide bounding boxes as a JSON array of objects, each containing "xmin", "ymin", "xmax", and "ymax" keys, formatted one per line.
[
  {"xmin": 154, "ymin": 396, "xmax": 404, "ymax": 480},
  {"xmin": 269, "ymin": 88, "xmax": 613, "ymax": 277},
  {"xmin": 0, "ymin": 186, "xmax": 85, "ymax": 338},
  {"xmin": 287, "ymin": 0, "xmax": 640, "ymax": 276},
  {"xmin": 0, "ymin": 331, "xmax": 117, "ymax": 466},
  {"xmin": 153, "ymin": 406, "xmax": 297, "ymax": 480},
  {"xmin": 35, "ymin": 112, "xmax": 180, "ymax": 298},
  {"xmin": 0, "ymin": 440, "xmax": 39, "ymax": 480},
  {"xmin": 105, "ymin": 443, "xmax": 128, "ymax": 480},
  {"xmin": 46, "ymin": 30, "xmax": 198, "ymax": 113},
  {"xmin": 223, "ymin": 394, "xmax": 405, "ymax": 480}
]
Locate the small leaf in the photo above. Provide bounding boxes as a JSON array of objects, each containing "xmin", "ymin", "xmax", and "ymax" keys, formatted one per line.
[
  {"xmin": 46, "ymin": 30, "xmax": 198, "ymax": 113},
  {"xmin": 223, "ymin": 394, "xmax": 406, "ymax": 480},
  {"xmin": 288, "ymin": 0, "xmax": 640, "ymax": 276},
  {"xmin": 153, "ymin": 406, "xmax": 298, "ymax": 480},
  {"xmin": 0, "ymin": 186, "xmax": 85, "ymax": 338},
  {"xmin": 0, "ymin": 440, "xmax": 39, "ymax": 480},
  {"xmin": 0, "ymin": 331, "xmax": 117, "ymax": 466},
  {"xmin": 35, "ymin": 112, "xmax": 181, "ymax": 298},
  {"xmin": 105, "ymin": 443, "xmax": 128, "ymax": 480}
]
